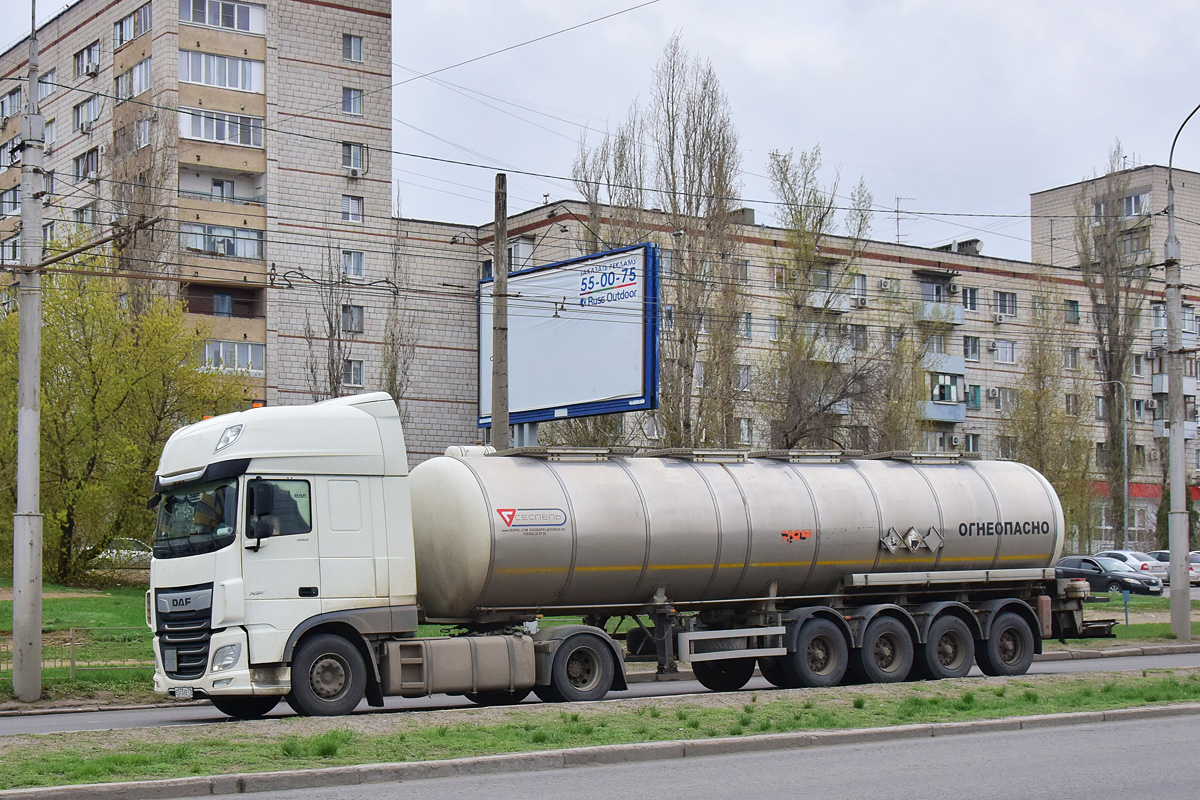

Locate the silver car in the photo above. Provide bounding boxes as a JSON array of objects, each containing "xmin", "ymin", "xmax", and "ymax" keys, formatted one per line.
[
  {"xmin": 1146, "ymin": 550, "xmax": 1200, "ymax": 585},
  {"xmin": 1093, "ymin": 550, "xmax": 1170, "ymax": 582}
]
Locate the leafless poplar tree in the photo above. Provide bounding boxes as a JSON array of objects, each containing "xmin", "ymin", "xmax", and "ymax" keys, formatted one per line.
[
  {"xmin": 304, "ymin": 240, "xmax": 354, "ymax": 401},
  {"xmin": 381, "ymin": 212, "xmax": 419, "ymax": 423}
]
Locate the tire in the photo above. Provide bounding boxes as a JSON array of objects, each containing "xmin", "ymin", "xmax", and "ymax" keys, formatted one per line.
[
  {"xmin": 1106, "ymin": 581, "xmax": 1124, "ymax": 594},
  {"xmin": 853, "ymin": 616, "xmax": 914, "ymax": 684},
  {"xmin": 976, "ymin": 611, "xmax": 1035, "ymax": 677},
  {"xmin": 546, "ymin": 633, "xmax": 615, "ymax": 702},
  {"xmin": 757, "ymin": 656, "xmax": 799, "ymax": 689},
  {"xmin": 781, "ymin": 618, "xmax": 848, "ymax": 688},
  {"xmin": 208, "ymin": 695, "xmax": 279, "ymax": 719},
  {"xmin": 913, "ymin": 616, "xmax": 975, "ymax": 680},
  {"xmin": 532, "ymin": 684, "xmax": 564, "ymax": 703},
  {"xmin": 464, "ymin": 688, "xmax": 531, "ymax": 706},
  {"xmin": 692, "ymin": 658, "xmax": 756, "ymax": 692},
  {"xmin": 287, "ymin": 633, "xmax": 367, "ymax": 716}
]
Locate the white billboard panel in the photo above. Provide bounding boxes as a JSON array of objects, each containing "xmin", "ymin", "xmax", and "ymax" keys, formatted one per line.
[{"xmin": 479, "ymin": 243, "xmax": 659, "ymax": 426}]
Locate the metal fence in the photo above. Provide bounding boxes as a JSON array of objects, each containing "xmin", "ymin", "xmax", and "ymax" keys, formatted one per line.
[{"xmin": 0, "ymin": 627, "xmax": 154, "ymax": 679}]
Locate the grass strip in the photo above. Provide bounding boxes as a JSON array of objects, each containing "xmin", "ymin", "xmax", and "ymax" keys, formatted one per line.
[{"xmin": 0, "ymin": 670, "xmax": 1198, "ymax": 789}]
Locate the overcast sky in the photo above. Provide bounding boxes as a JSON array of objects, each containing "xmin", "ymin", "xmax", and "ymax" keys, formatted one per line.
[{"xmin": 7, "ymin": 0, "xmax": 1200, "ymax": 262}]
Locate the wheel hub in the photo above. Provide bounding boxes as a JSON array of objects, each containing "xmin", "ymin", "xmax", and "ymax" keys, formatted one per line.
[
  {"xmin": 997, "ymin": 630, "xmax": 1020, "ymax": 665},
  {"xmin": 874, "ymin": 633, "xmax": 898, "ymax": 670},
  {"xmin": 566, "ymin": 649, "xmax": 599, "ymax": 690},
  {"xmin": 807, "ymin": 636, "xmax": 832, "ymax": 674},
  {"xmin": 937, "ymin": 633, "xmax": 961, "ymax": 668},
  {"xmin": 310, "ymin": 655, "xmax": 347, "ymax": 699}
]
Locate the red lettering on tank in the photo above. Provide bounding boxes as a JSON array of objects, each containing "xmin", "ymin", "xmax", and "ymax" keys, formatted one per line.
[
  {"xmin": 780, "ymin": 529, "xmax": 812, "ymax": 543},
  {"xmin": 497, "ymin": 509, "xmax": 516, "ymax": 526}
]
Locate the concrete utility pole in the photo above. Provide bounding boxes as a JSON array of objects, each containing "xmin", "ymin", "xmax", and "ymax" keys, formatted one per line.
[
  {"xmin": 13, "ymin": 0, "xmax": 45, "ymax": 703},
  {"xmin": 1165, "ymin": 104, "xmax": 1200, "ymax": 642},
  {"xmin": 491, "ymin": 173, "xmax": 509, "ymax": 450}
]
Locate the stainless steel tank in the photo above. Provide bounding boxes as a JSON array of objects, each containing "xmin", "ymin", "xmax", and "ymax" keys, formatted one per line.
[{"xmin": 408, "ymin": 454, "xmax": 1064, "ymax": 621}]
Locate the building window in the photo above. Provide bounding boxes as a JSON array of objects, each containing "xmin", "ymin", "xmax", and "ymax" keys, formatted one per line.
[
  {"xmin": 73, "ymin": 148, "xmax": 99, "ymax": 181},
  {"xmin": 43, "ymin": 221, "xmax": 56, "ymax": 244},
  {"xmin": 342, "ymin": 87, "xmax": 363, "ymax": 115},
  {"xmin": 341, "ymin": 195, "xmax": 364, "ymax": 222},
  {"xmin": 73, "ymin": 41, "xmax": 100, "ymax": 78},
  {"xmin": 342, "ymin": 142, "xmax": 365, "ymax": 169},
  {"xmin": 734, "ymin": 259, "xmax": 750, "ymax": 282},
  {"xmin": 37, "ymin": 70, "xmax": 56, "ymax": 100},
  {"xmin": 1133, "ymin": 444, "xmax": 1146, "ymax": 468},
  {"xmin": 114, "ymin": 3, "xmax": 153, "ymax": 47},
  {"xmin": 737, "ymin": 417, "xmax": 752, "ymax": 445},
  {"xmin": 925, "ymin": 334, "xmax": 946, "ymax": 355},
  {"xmin": 0, "ymin": 187, "xmax": 18, "ymax": 217},
  {"xmin": 212, "ymin": 293, "xmax": 233, "ymax": 316},
  {"xmin": 772, "ymin": 264, "xmax": 786, "ymax": 289},
  {"xmin": 994, "ymin": 339, "xmax": 1015, "ymax": 364},
  {"xmin": 886, "ymin": 327, "xmax": 904, "ymax": 351},
  {"xmin": 0, "ymin": 87, "xmax": 21, "ymax": 118},
  {"xmin": 998, "ymin": 436, "xmax": 1016, "ymax": 460},
  {"xmin": 921, "ymin": 281, "xmax": 946, "ymax": 303},
  {"xmin": 44, "ymin": 118, "xmax": 55, "ymax": 147},
  {"xmin": 72, "ymin": 95, "xmax": 101, "ymax": 131},
  {"xmin": 931, "ymin": 373, "xmax": 960, "ymax": 403},
  {"xmin": 695, "ymin": 361, "xmax": 708, "ymax": 390},
  {"xmin": 179, "ymin": 223, "xmax": 264, "ymax": 259},
  {"xmin": 1119, "ymin": 227, "xmax": 1151, "ymax": 262},
  {"xmin": 1133, "ymin": 354, "xmax": 1144, "ymax": 377},
  {"xmin": 737, "ymin": 312, "xmax": 752, "ymax": 339},
  {"xmin": 850, "ymin": 324, "xmax": 868, "ymax": 351},
  {"xmin": 1095, "ymin": 441, "xmax": 1109, "ymax": 469},
  {"xmin": 736, "ymin": 364, "xmax": 751, "ymax": 393},
  {"xmin": 341, "ymin": 304, "xmax": 364, "ymax": 333},
  {"xmin": 343, "ymin": 359, "xmax": 364, "ymax": 387},
  {"xmin": 660, "ymin": 249, "xmax": 673, "ymax": 275},
  {"xmin": 181, "ymin": 0, "xmax": 267, "ymax": 34},
  {"xmin": 769, "ymin": 316, "xmax": 783, "ymax": 342},
  {"xmin": 342, "ymin": 249, "xmax": 364, "ymax": 278},
  {"xmin": 1134, "ymin": 399, "xmax": 1145, "ymax": 421},
  {"xmin": 114, "ymin": 58, "xmax": 152, "ymax": 102},
  {"xmin": 179, "ymin": 108, "xmax": 264, "ymax": 147},
  {"xmin": 343, "ymin": 33, "xmax": 363, "ymax": 62},
  {"xmin": 178, "ymin": 51, "xmax": 264, "ymax": 92},
  {"xmin": 1095, "ymin": 395, "xmax": 1107, "ymax": 419},
  {"xmin": 963, "ymin": 336, "xmax": 980, "ymax": 361},
  {"xmin": 1063, "ymin": 347, "xmax": 1078, "ymax": 370},
  {"xmin": 994, "ymin": 291, "xmax": 1017, "ymax": 317},
  {"xmin": 965, "ymin": 433, "xmax": 981, "ymax": 453},
  {"xmin": 73, "ymin": 203, "xmax": 96, "ymax": 226},
  {"xmin": 995, "ymin": 387, "xmax": 1018, "ymax": 411},
  {"xmin": 961, "ymin": 287, "xmax": 978, "ymax": 311},
  {"xmin": 0, "ymin": 233, "xmax": 18, "ymax": 264},
  {"xmin": 1122, "ymin": 192, "xmax": 1150, "ymax": 218},
  {"xmin": 1064, "ymin": 299, "xmax": 1080, "ymax": 324},
  {"xmin": 1065, "ymin": 394, "xmax": 1079, "ymax": 416},
  {"xmin": 966, "ymin": 384, "xmax": 982, "ymax": 410},
  {"xmin": 202, "ymin": 340, "xmax": 265, "ymax": 375},
  {"xmin": 851, "ymin": 273, "xmax": 867, "ymax": 298}
]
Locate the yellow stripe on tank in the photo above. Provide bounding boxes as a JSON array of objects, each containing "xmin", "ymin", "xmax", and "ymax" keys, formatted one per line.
[{"xmin": 495, "ymin": 552, "xmax": 1041, "ymax": 576}]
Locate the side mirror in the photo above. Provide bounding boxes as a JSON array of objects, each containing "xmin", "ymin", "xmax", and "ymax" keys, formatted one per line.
[
  {"xmin": 253, "ymin": 482, "xmax": 274, "ymax": 516},
  {"xmin": 254, "ymin": 518, "xmax": 274, "ymax": 539}
]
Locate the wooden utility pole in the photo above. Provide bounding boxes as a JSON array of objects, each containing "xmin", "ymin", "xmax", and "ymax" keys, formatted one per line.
[{"xmin": 491, "ymin": 173, "xmax": 509, "ymax": 450}]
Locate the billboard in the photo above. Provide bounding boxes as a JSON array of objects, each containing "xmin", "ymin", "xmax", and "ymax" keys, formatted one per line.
[{"xmin": 479, "ymin": 243, "xmax": 659, "ymax": 427}]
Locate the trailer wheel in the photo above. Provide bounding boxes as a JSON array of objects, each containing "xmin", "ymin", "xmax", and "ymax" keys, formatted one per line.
[
  {"xmin": 976, "ymin": 612, "xmax": 1034, "ymax": 676},
  {"xmin": 782, "ymin": 618, "xmax": 847, "ymax": 688},
  {"xmin": 465, "ymin": 688, "xmax": 531, "ymax": 706},
  {"xmin": 287, "ymin": 633, "xmax": 367, "ymax": 716},
  {"xmin": 693, "ymin": 657, "xmax": 756, "ymax": 692},
  {"xmin": 208, "ymin": 695, "xmax": 279, "ymax": 719},
  {"xmin": 546, "ymin": 633, "xmax": 615, "ymax": 702},
  {"xmin": 854, "ymin": 616, "xmax": 913, "ymax": 684},
  {"xmin": 757, "ymin": 656, "xmax": 798, "ymax": 689},
  {"xmin": 913, "ymin": 616, "xmax": 974, "ymax": 680}
]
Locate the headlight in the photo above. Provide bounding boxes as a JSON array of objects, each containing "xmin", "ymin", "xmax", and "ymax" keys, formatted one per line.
[
  {"xmin": 211, "ymin": 643, "xmax": 242, "ymax": 672},
  {"xmin": 1123, "ymin": 577, "xmax": 1140, "ymax": 584}
]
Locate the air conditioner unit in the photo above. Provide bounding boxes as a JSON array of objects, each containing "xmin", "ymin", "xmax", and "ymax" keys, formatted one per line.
[
  {"xmin": 951, "ymin": 435, "xmax": 961, "ymax": 446},
  {"xmin": 43, "ymin": 144, "xmax": 53, "ymax": 156},
  {"xmin": 1147, "ymin": 348, "xmax": 1161, "ymax": 359},
  {"xmin": 1089, "ymin": 347, "xmax": 1100, "ymax": 358},
  {"xmin": 987, "ymin": 340, "xmax": 998, "ymax": 351},
  {"xmin": 879, "ymin": 278, "xmax": 895, "ymax": 291},
  {"xmin": 948, "ymin": 282, "xmax": 960, "ymax": 294},
  {"xmin": 79, "ymin": 120, "xmax": 93, "ymax": 135},
  {"xmin": 993, "ymin": 313, "xmax": 1005, "ymax": 324},
  {"xmin": 345, "ymin": 166, "xmax": 362, "ymax": 179},
  {"xmin": 84, "ymin": 64, "xmax": 99, "ymax": 78},
  {"xmin": 1149, "ymin": 449, "xmax": 1160, "ymax": 461},
  {"xmin": 1146, "ymin": 398, "xmax": 1159, "ymax": 410},
  {"xmin": 85, "ymin": 170, "xmax": 98, "ymax": 183},
  {"xmin": 853, "ymin": 296, "xmax": 868, "ymax": 308},
  {"xmin": 41, "ymin": 194, "xmax": 52, "ymax": 206},
  {"xmin": 987, "ymin": 387, "xmax": 1000, "ymax": 399}
]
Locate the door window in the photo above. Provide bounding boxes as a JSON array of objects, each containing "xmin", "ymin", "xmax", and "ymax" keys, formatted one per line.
[{"xmin": 247, "ymin": 479, "xmax": 312, "ymax": 537}]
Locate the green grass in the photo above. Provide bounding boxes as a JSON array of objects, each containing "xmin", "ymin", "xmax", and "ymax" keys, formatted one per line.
[
  {"xmin": 1, "ymin": 671, "xmax": 1199, "ymax": 789},
  {"xmin": 0, "ymin": 586, "xmax": 149, "ymax": 634}
]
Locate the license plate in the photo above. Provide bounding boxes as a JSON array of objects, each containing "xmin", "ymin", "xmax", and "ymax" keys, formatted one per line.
[{"xmin": 174, "ymin": 686, "xmax": 194, "ymax": 700}]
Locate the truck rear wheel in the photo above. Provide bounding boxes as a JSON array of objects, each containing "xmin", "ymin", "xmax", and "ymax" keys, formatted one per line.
[
  {"xmin": 544, "ymin": 633, "xmax": 615, "ymax": 703},
  {"xmin": 287, "ymin": 633, "xmax": 366, "ymax": 716},
  {"xmin": 465, "ymin": 688, "xmax": 531, "ymax": 706},
  {"xmin": 208, "ymin": 695, "xmax": 279, "ymax": 719},
  {"xmin": 757, "ymin": 656, "xmax": 799, "ymax": 688},
  {"xmin": 782, "ymin": 618, "xmax": 847, "ymax": 688},
  {"xmin": 693, "ymin": 657, "xmax": 755, "ymax": 692},
  {"xmin": 854, "ymin": 616, "xmax": 913, "ymax": 684},
  {"xmin": 913, "ymin": 616, "xmax": 974, "ymax": 680},
  {"xmin": 976, "ymin": 612, "xmax": 1034, "ymax": 676}
]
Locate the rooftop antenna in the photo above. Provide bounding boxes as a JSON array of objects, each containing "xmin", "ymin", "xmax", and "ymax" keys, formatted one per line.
[{"xmin": 893, "ymin": 196, "xmax": 914, "ymax": 244}]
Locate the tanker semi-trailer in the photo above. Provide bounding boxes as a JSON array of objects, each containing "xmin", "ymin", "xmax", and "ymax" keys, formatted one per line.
[{"xmin": 147, "ymin": 393, "xmax": 1094, "ymax": 719}]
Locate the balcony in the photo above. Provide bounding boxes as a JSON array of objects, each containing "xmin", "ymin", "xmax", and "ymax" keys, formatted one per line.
[
  {"xmin": 921, "ymin": 401, "xmax": 967, "ymax": 423},
  {"xmin": 1150, "ymin": 374, "xmax": 1198, "ymax": 396},
  {"xmin": 1151, "ymin": 328, "xmax": 1198, "ymax": 351},
  {"xmin": 811, "ymin": 341, "xmax": 851, "ymax": 364},
  {"xmin": 920, "ymin": 352, "xmax": 966, "ymax": 375},
  {"xmin": 806, "ymin": 291, "xmax": 851, "ymax": 314},
  {"xmin": 1154, "ymin": 420, "xmax": 1198, "ymax": 440},
  {"xmin": 914, "ymin": 301, "xmax": 964, "ymax": 326}
]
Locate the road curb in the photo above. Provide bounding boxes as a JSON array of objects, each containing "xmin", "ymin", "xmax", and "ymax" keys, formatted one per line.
[{"xmin": 5, "ymin": 702, "xmax": 1200, "ymax": 799}]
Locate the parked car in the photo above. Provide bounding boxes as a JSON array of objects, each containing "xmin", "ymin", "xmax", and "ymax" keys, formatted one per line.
[
  {"xmin": 1055, "ymin": 555, "xmax": 1164, "ymax": 595},
  {"xmin": 1092, "ymin": 550, "xmax": 1170, "ymax": 581},
  {"xmin": 96, "ymin": 537, "xmax": 152, "ymax": 569},
  {"xmin": 1145, "ymin": 550, "xmax": 1200, "ymax": 585}
]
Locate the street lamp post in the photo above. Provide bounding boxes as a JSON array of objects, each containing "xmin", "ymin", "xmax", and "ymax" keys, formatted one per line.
[
  {"xmin": 1099, "ymin": 380, "xmax": 1128, "ymax": 545},
  {"xmin": 1164, "ymin": 103, "xmax": 1200, "ymax": 641}
]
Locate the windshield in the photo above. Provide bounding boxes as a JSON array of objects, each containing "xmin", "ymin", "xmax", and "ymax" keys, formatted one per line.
[
  {"xmin": 1096, "ymin": 557, "xmax": 1137, "ymax": 573},
  {"xmin": 153, "ymin": 478, "xmax": 239, "ymax": 559}
]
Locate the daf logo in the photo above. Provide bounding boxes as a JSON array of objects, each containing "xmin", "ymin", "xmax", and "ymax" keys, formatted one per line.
[{"xmin": 171, "ymin": 597, "xmax": 192, "ymax": 609}]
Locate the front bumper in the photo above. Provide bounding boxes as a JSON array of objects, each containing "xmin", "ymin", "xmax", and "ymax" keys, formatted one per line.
[{"xmin": 153, "ymin": 628, "xmax": 290, "ymax": 698}]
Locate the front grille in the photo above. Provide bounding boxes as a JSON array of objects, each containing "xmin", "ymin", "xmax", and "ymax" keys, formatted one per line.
[{"xmin": 156, "ymin": 583, "xmax": 213, "ymax": 680}]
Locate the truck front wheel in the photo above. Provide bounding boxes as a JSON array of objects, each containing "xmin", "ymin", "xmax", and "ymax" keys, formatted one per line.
[
  {"xmin": 541, "ymin": 633, "xmax": 615, "ymax": 703},
  {"xmin": 287, "ymin": 634, "xmax": 367, "ymax": 716},
  {"xmin": 208, "ymin": 695, "xmax": 279, "ymax": 719}
]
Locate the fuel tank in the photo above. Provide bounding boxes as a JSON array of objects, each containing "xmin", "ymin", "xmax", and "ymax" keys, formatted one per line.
[{"xmin": 408, "ymin": 453, "xmax": 1064, "ymax": 621}]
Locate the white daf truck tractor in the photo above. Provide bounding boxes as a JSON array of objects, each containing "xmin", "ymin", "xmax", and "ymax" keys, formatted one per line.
[{"xmin": 147, "ymin": 392, "xmax": 1101, "ymax": 719}]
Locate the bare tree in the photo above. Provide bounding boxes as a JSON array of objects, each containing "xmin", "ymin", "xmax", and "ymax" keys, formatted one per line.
[
  {"xmin": 1074, "ymin": 142, "xmax": 1150, "ymax": 546},
  {"xmin": 303, "ymin": 240, "xmax": 354, "ymax": 401},
  {"xmin": 381, "ymin": 212, "xmax": 420, "ymax": 422},
  {"xmin": 571, "ymin": 104, "xmax": 652, "ymax": 252}
]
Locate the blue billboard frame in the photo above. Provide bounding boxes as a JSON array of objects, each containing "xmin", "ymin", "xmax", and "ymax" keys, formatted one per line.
[{"xmin": 478, "ymin": 242, "xmax": 660, "ymax": 428}]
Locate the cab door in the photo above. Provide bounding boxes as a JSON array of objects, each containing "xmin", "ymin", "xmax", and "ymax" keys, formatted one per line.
[{"xmin": 240, "ymin": 477, "xmax": 321, "ymax": 663}]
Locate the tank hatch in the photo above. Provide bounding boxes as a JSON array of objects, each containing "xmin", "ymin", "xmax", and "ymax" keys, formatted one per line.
[
  {"xmin": 631, "ymin": 449, "xmax": 747, "ymax": 463},
  {"xmin": 748, "ymin": 449, "xmax": 861, "ymax": 463},
  {"xmin": 488, "ymin": 446, "xmax": 637, "ymax": 461}
]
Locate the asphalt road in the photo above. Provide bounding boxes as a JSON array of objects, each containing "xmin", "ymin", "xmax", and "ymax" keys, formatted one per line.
[
  {"xmin": 5, "ymin": 651, "xmax": 1200, "ymax": 736},
  {"xmin": 172, "ymin": 714, "xmax": 1200, "ymax": 800}
]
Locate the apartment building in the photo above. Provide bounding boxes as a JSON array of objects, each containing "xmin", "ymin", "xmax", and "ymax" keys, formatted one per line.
[{"xmin": 1, "ymin": 0, "xmax": 392, "ymax": 415}]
